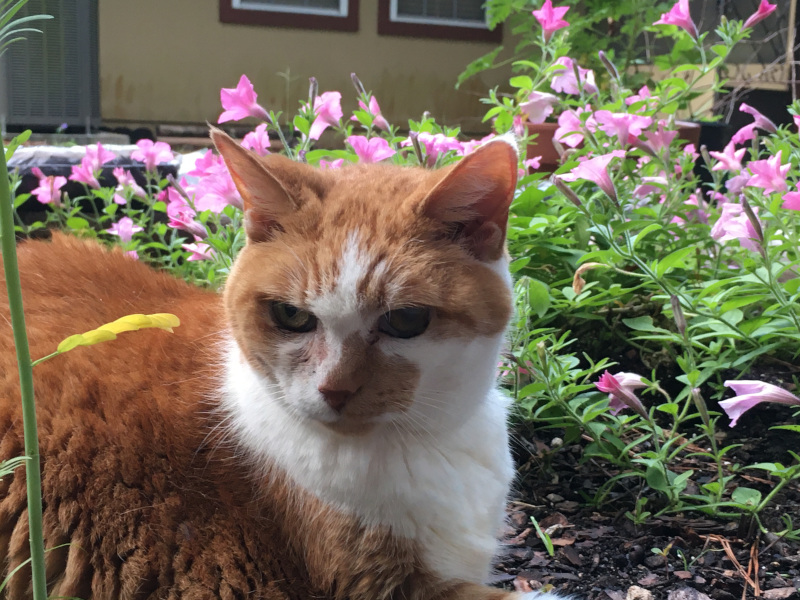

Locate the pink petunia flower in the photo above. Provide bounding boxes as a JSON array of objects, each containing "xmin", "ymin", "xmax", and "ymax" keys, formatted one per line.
[
  {"xmin": 124, "ymin": 250, "xmax": 139, "ymax": 260},
  {"xmin": 319, "ymin": 158, "xmax": 345, "ymax": 170},
  {"xmin": 105, "ymin": 216, "xmax": 143, "ymax": 244},
  {"xmin": 532, "ymin": 0, "xmax": 569, "ymax": 40},
  {"xmin": 594, "ymin": 111, "xmax": 653, "ymax": 147},
  {"xmin": 731, "ymin": 123, "xmax": 757, "ymax": 146},
  {"xmin": 595, "ymin": 371, "xmax": 648, "ymax": 418},
  {"xmin": 554, "ymin": 106, "xmax": 595, "ymax": 148},
  {"xmin": 351, "ymin": 96, "xmax": 390, "ymax": 131},
  {"xmin": 113, "ymin": 167, "xmax": 147, "ymax": 199},
  {"xmin": 218, "ymin": 75, "xmax": 269, "ymax": 123},
  {"xmin": 164, "ymin": 187, "xmax": 208, "ymax": 239},
  {"xmin": 308, "ymin": 91, "xmax": 343, "ymax": 141},
  {"xmin": 84, "ymin": 143, "xmax": 116, "ymax": 169},
  {"xmin": 743, "ymin": 0, "xmax": 777, "ymax": 29},
  {"xmin": 520, "ymin": 91, "xmax": 559, "ymax": 125},
  {"xmin": 625, "ymin": 85, "xmax": 655, "ymax": 108},
  {"xmin": 241, "ymin": 123, "xmax": 272, "ymax": 156},
  {"xmin": 746, "ymin": 150, "xmax": 789, "ymax": 194},
  {"xmin": 187, "ymin": 149, "xmax": 220, "ymax": 179},
  {"xmin": 30, "ymin": 167, "xmax": 67, "ymax": 206},
  {"xmin": 559, "ymin": 150, "xmax": 626, "ymax": 202},
  {"xmin": 461, "ymin": 134, "xmax": 497, "ymax": 156},
  {"xmin": 69, "ymin": 159, "xmax": 101, "ymax": 189},
  {"xmin": 720, "ymin": 380, "xmax": 800, "ymax": 427},
  {"xmin": 524, "ymin": 156, "xmax": 542, "ymax": 171},
  {"xmin": 131, "ymin": 139, "xmax": 174, "ymax": 172},
  {"xmin": 740, "ymin": 103, "xmax": 777, "ymax": 134},
  {"xmin": 783, "ymin": 189, "xmax": 800, "ymax": 211},
  {"xmin": 710, "ymin": 202, "xmax": 761, "ymax": 251},
  {"xmin": 183, "ymin": 240, "xmax": 216, "ymax": 261},
  {"xmin": 550, "ymin": 57, "xmax": 598, "ymax": 96},
  {"xmin": 407, "ymin": 132, "xmax": 465, "ymax": 166},
  {"xmin": 708, "ymin": 141, "xmax": 746, "ymax": 172},
  {"xmin": 347, "ymin": 136, "xmax": 396, "ymax": 163},
  {"xmin": 654, "ymin": 0, "xmax": 698, "ymax": 38}
]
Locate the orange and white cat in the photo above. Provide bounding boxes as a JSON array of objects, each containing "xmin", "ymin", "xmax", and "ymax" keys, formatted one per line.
[{"xmin": 0, "ymin": 130, "xmax": 562, "ymax": 599}]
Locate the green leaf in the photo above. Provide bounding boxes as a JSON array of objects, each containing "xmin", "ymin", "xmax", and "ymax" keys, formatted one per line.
[
  {"xmin": 456, "ymin": 47, "xmax": 503, "ymax": 88},
  {"xmin": 509, "ymin": 257, "xmax": 530, "ymax": 273},
  {"xmin": 509, "ymin": 75, "xmax": 533, "ymax": 89},
  {"xmin": 731, "ymin": 486, "xmax": 761, "ymax": 507},
  {"xmin": 527, "ymin": 278, "xmax": 551, "ymax": 318},
  {"xmin": 623, "ymin": 316, "xmax": 668, "ymax": 332},
  {"xmin": 771, "ymin": 425, "xmax": 800, "ymax": 434},
  {"xmin": 65, "ymin": 216, "xmax": 89, "ymax": 230},
  {"xmin": 655, "ymin": 246, "xmax": 694, "ymax": 277},
  {"xmin": 630, "ymin": 223, "xmax": 663, "ymax": 249},
  {"xmin": 645, "ymin": 464, "xmax": 669, "ymax": 492}
]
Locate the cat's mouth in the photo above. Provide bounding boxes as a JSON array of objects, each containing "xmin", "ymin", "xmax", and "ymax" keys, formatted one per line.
[{"xmin": 321, "ymin": 417, "xmax": 377, "ymax": 437}]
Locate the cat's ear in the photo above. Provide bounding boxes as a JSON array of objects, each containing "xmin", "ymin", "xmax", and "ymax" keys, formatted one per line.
[
  {"xmin": 419, "ymin": 137, "xmax": 518, "ymax": 261},
  {"xmin": 210, "ymin": 127, "xmax": 301, "ymax": 243}
]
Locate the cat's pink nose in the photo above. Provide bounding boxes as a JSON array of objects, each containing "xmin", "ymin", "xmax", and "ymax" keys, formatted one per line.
[{"xmin": 319, "ymin": 388, "xmax": 353, "ymax": 413}]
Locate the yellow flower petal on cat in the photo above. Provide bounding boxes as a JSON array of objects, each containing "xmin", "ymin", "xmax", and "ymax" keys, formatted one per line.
[{"xmin": 55, "ymin": 313, "xmax": 180, "ymax": 353}]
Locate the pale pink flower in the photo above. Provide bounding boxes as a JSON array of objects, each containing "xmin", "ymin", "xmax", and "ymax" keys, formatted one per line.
[
  {"xmin": 319, "ymin": 158, "xmax": 345, "ymax": 170},
  {"xmin": 654, "ymin": 0, "xmax": 698, "ymax": 38},
  {"xmin": 731, "ymin": 123, "xmax": 757, "ymax": 146},
  {"xmin": 132, "ymin": 139, "xmax": 173, "ymax": 172},
  {"xmin": 187, "ymin": 149, "xmax": 220, "ymax": 178},
  {"xmin": 113, "ymin": 193, "xmax": 127, "ymax": 205},
  {"xmin": 554, "ymin": 106, "xmax": 594, "ymax": 147},
  {"xmin": 740, "ymin": 103, "xmax": 777, "ymax": 133},
  {"xmin": 743, "ymin": 0, "xmax": 777, "ymax": 29},
  {"xmin": 195, "ymin": 169, "xmax": 241, "ymax": 212},
  {"xmin": 218, "ymin": 75, "xmax": 269, "ymax": 123},
  {"xmin": 113, "ymin": 167, "xmax": 146, "ymax": 198},
  {"xmin": 720, "ymin": 380, "xmax": 800, "ymax": 427},
  {"xmin": 30, "ymin": 167, "xmax": 67, "ymax": 206},
  {"xmin": 625, "ymin": 85, "xmax": 654, "ymax": 107},
  {"xmin": 105, "ymin": 216, "xmax": 143, "ymax": 244},
  {"xmin": 550, "ymin": 57, "xmax": 597, "ymax": 96},
  {"xmin": 524, "ymin": 156, "xmax": 542, "ymax": 171},
  {"xmin": 595, "ymin": 371, "xmax": 648, "ymax": 418},
  {"xmin": 633, "ymin": 176, "xmax": 667, "ymax": 199},
  {"xmin": 643, "ymin": 121, "xmax": 678, "ymax": 154},
  {"xmin": 708, "ymin": 141, "xmax": 746, "ymax": 172},
  {"xmin": 726, "ymin": 172, "xmax": 751, "ymax": 194},
  {"xmin": 594, "ymin": 111, "xmax": 653, "ymax": 146},
  {"xmin": 69, "ymin": 159, "xmax": 101, "ymax": 189},
  {"xmin": 783, "ymin": 189, "xmax": 800, "ymax": 211},
  {"xmin": 84, "ymin": 143, "xmax": 116, "ymax": 169},
  {"xmin": 559, "ymin": 150, "xmax": 626, "ymax": 201},
  {"xmin": 407, "ymin": 132, "xmax": 465, "ymax": 166},
  {"xmin": 683, "ymin": 143, "xmax": 700, "ymax": 162},
  {"xmin": 308, "ymin": 91, "xmax": 343, "ymax": 140},
  {"xmin": 183, "ymin": 240, "xmax": 216, "ymax": 261},
  {"xmin": 352, "ymin": 96, "xmax": 390, "ymax": 131},
  {"xmin": 165, "ymin": 187, "xmax": 208, "ymax": 239},
  {"xmin": 461, "ymin": 134, "xmax": 497, "ymax": 155},
  {"xmin": 241, "ymin": 123, "xmax": 271, "ymax": 156},
  {"xmin": 520, "ymin": 91, "xmax": 559, "ymax": 125},
  {"xmin": 348, "ymin": 136, "xmax": 396, "ymax": 163},
  {"xmin": 746, "ymin": 150, "xmax": 789, "ymax": 194},
  {"xmin": 710, "ymin": 202, "xmax": 761, "ymax": 251},
  {"xmin": 124, "ymin": 250, "xmax": 139, "ymax": 260},
  {"xmin": 794, "ymin": 115, "xmax": 800, "ymax": 130},
  {"xmin": 532, "ymin": 0, "xmax": 569, "ymax": 40}
]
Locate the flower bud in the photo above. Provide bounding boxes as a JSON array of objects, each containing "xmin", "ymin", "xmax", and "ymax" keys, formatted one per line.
[
  {"xmin": 670, "ymin": 295, "xmax": 686, "ymax": 336},
  {"xmin": 308, "ymin": 77, "xmax": 319, "ymax": 110},
  {"xmin": 350, "ymin": 73, "xmax": 367, "ymax": 97},
  {"xmin": 598, "ymin": 50, "xmax": 620, "ymax": 83},
  {"xmin": 552, "ymin": 176, "xmax": 583, "ymax": 207},
  {"xmin": 741, "ymin": 197, "xmax": 765, "ymax": 244},
  {"xmin": 408, "ymin": 131, "xmax": 425, "ymax": 166},
  {"xmin": 691, "ymin": 387, "xmax": 710, "ymax": 427}
]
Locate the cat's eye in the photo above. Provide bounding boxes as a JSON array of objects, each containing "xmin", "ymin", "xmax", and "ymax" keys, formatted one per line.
[
  {"xmin": 269, "ymin": 301, "xmax": 317, "ymax": 333},
  {"xmin": 378, "ymin": 307, "xmax": 431, "ymax": 339}
]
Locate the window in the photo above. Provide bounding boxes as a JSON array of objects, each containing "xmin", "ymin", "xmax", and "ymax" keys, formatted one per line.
[
  {"xmin": 219, "ymin": 0, "xmax": 359, "ymax": 31},
  {"xmin": 378, "ymin": 0, "xmax": 501, "ymax": 42}
]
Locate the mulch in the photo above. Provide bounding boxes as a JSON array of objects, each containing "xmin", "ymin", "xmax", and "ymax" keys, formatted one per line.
[{"xmin": 490, "ymin": 408, "xmax": 800, "ymax": 600}]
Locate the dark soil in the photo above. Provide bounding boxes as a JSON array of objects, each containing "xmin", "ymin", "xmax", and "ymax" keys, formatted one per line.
[{"xmin": 491, "ymin": 406, "xmax": 800, "ymax": 600}]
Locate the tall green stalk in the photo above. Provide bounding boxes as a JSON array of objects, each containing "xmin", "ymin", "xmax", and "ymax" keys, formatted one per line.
[{"xmin": 0, "ymin": 141, "xmax": 47, "ymax": 598}]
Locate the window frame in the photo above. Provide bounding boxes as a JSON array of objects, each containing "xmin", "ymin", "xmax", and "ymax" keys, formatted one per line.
[
  {"xmin": 377, "ymin": 0, "xmax": 501, "ymax": 42},
  {"xmin": 219, "ymin": 0, "xmax": 359, "ymax": 32}
]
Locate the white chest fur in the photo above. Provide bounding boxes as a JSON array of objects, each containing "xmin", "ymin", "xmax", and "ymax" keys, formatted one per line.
[{"xmin": 222, "ymin": 346, "xmax": 515, "ymax": 584}]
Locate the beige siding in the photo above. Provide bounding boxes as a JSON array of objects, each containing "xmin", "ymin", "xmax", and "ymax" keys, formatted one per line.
[{"xmin": 98, "ymin": 0, "xmax": 509, "ymax": 132}]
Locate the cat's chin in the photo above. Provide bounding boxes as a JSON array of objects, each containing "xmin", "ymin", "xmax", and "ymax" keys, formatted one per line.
[{"xmin": 320, "ymin": 417, "xmax": 379, "ymax": 437}]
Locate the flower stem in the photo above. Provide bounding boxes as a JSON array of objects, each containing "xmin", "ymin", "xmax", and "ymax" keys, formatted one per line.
[{"xmin": 0, "ymin": 140, "xmax": 48, "ymax": 599}]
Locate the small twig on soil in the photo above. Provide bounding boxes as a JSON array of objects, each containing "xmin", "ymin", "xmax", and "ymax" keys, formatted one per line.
[{"xmin": 703, "ymin": 534, "xmax": 759, "ymax": 595}]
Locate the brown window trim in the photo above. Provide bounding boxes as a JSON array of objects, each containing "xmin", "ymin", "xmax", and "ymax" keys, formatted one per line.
[
  {"xmin": 220, "ymin": 0, "xmax": 359, "ymax": 32},
  {"xmin": 377, "ymin": 0, "xmax": 501, "ymax": 43}
]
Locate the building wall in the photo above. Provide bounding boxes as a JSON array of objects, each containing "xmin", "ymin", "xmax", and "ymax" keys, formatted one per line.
[{"xmin": 98, "ymin": 0, "xmax": 509, "ymax": 133}]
